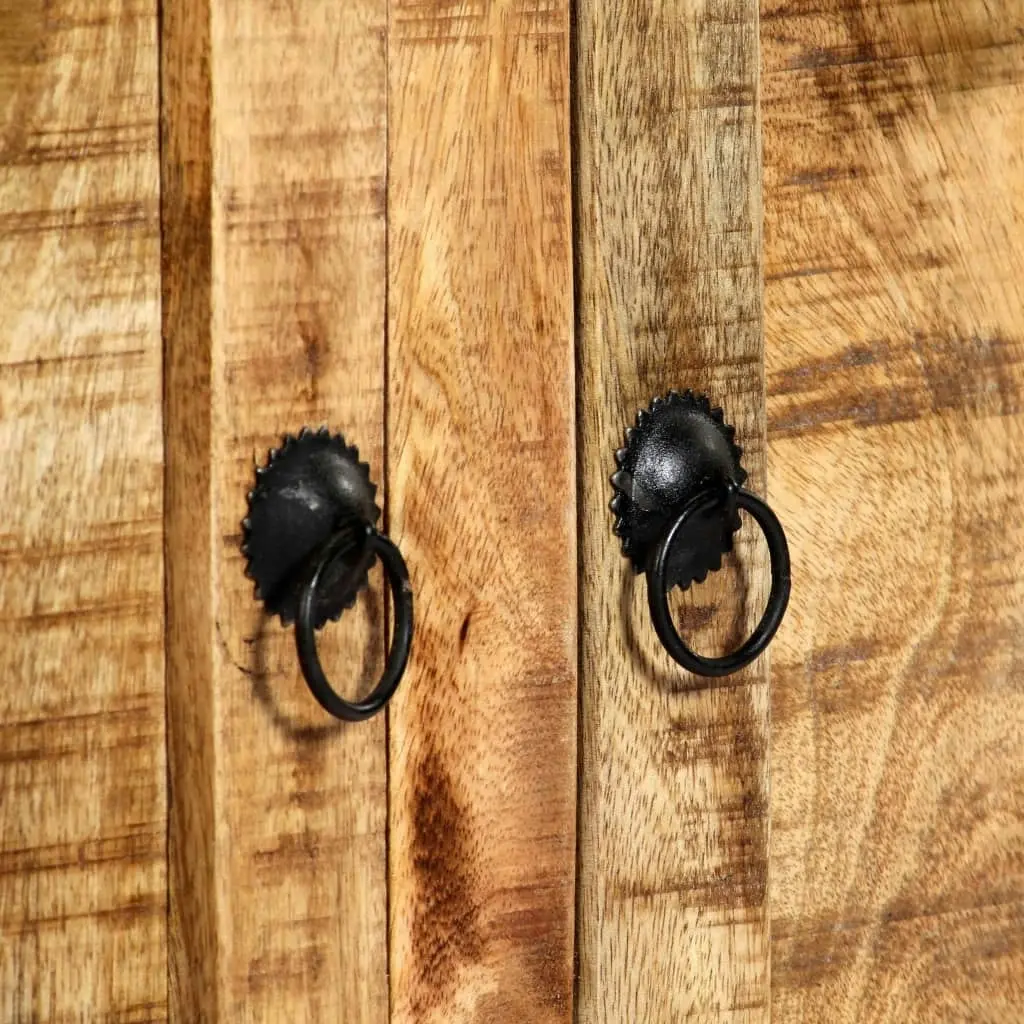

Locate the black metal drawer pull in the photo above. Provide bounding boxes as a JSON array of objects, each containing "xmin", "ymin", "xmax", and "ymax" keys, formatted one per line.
[
  {"xmin": 243, "ymin": 428, "xmax": 413, "ymax": 721},
  {"xmin": 611, "ymin": 391, "xmax": 791, "ymax": 677}
]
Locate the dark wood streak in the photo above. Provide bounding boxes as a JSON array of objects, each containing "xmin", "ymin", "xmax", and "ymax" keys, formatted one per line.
[
  {"xmin": 457, "ymin": 612, "xmax": 471, "ymax": 653},
  {"xmin": 0, "ymin": 0, "xmax": 46, "ymax": 159},
  {"xmin": 769, "ymin": 330, "xmax": 1024, "ymax": 437},
  {"xmin": 297, "ymin": 312, "xmax": 327, "ymax": 403},
  {"xmin": 161, "ymin": 0, "xmax": 219, "ymax": 1015},
  {"xmin": 408, "ymin": 744, "xmax": 483, "ymax": 1020}
]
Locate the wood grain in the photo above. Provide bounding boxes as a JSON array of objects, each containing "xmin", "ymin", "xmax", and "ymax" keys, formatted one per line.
[
  {"xmin": 385, "ymin": 2, "xmax": 578, "ymax": 1022},
  {"xmin": 162, "ymin": 0, "xmax": 390, "ymax": 1018},
  {"xmin": 0, "ymin": 0, "xmax": 166, "ymax": 1018},
  {"xmin": 762, "ymin": 1, "xmax": 1024, "ymax": 1019},
  {"xmin": 575, "ymin": 1, "xmax": 770, "ymax": 1021}
]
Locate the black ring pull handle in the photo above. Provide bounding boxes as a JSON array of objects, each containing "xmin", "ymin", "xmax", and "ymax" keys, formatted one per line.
[
  {"xmin": 296, "ymin": 526, "xmax": 413, "ymax": 721},
  {"xmin": 610, "ymin": 391, "xmax": 791, "ymax": 677},
  {"xmin": 242, "ymin": 428, "xmax": 413, "ymax": 721}
]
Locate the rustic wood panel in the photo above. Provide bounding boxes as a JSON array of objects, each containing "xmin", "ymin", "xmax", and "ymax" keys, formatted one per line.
[
  {"xmin": 386, "ymin": 2, "xmax": 578, "ymax": 1022},
  {"xmin": 162, "ymin": 0, "xmax": 389, "ymax": 1018},
  {"xmin": 762, "ymin": 1, "xmax": 1024, "ymax": 1020},
  {"xmin": 0, "ymin": 0, "xmax": 166, "ymax": 1018},
  {"xmin": 575, "ymin": 1, "xmax": 770, "ymax": 1021}
]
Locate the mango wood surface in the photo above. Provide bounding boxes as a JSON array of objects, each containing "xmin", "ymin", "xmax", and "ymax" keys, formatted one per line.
[
  {"xmin": 762, "ymin": 1, "xmax": 1024, "ymax": 1020},
  {"xmin": 162, "ymin": 1, "xmax": 389, "ymax": 1018},
  {"xmin": 0, "ymin": 0, "xmax": 167, "ymax": 1018},
  {"xmin": 576, "ymin": 1, "xmax": 770, "ymax": 1021},
  {"xmin": 386, "ymin": 2, "xmax": 578, "ymax": 1022}
]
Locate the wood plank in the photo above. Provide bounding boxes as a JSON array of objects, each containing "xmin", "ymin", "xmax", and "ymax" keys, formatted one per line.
[
  {"xmin": 762, "ymin": 1, "xmax": 1024, "ymax": 1020},
  {"xmin": 386, "ymin": 3, "xmax": 578, "ymax": 1021},
  {"xmin": 161, "ymin": 1, "xmax": 389, "ymax": 1018},
  {"xmin": 0, "ymin": 0, "xmax": 166, "ymax": 1018},
  {"xmin": 575, "ymin": 0, "xmax": 770, "ymax": 1021}
]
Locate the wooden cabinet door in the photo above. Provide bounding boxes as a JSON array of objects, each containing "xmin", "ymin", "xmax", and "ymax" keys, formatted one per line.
[
  {"xmin": 3, "ymin": 0, "xmax": 1022, "ymax": 1022},
  {"xmin": 575, "ymin": 1, "xmax": 772, "ymax": 1020},
  {"xmin": 161, "ymin": 0, "xmax": 578, "ymax": 1020},
  {"xmin": 762, "ymin": 3, "xmax": 1024, "ymax": 1019},
  {"xmin": 4, "ymin": 0, "xmax": 579, "ymax": 1020}
]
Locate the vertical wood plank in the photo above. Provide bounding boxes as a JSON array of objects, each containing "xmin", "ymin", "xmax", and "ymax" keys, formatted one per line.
[
  {"xmin": 386, "ymin": 2, "xmax": 578, "ymax": 1022},
  {"xmin": 575, "ymin": 0, "xmax": 770, "ymax": 1021},
  {"xmin": 0, "ymin": 0, "xmax": 166, "ymax": 1018},
  {"xmin": 162, "ymin": 1, "xmax": 389, "ymax": 1018},
  {"xmin": 762, "ymin": 2, "xmax": 1024, "ymax": 1019}
]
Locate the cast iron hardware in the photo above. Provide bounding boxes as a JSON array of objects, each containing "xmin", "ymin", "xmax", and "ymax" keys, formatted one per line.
[
  {"xmin": 242, "ymin": 428, "xmax": 413, "ymax": 721},
  {"xmin": 610, "ymin": 391, "xmax": 790, "ymax": 677}
]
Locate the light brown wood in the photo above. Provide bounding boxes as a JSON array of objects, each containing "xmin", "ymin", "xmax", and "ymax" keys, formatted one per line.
[
  {"xmin": 575, "ymin": 1, "xmax": 770, "ymax": 1021},
  {"xmin": 762, "ymin": 1, "xmax": 1024, "ymax": 1020},
  {"xmin": 385, "ymin": 3, "xmax": 578, "ymax": 1022},
  {"xmin": 0, "ymin": 0, "xmax": 167, "ymax": 1018},
  {"xmin": 162, "ymin": 1, "xmax": 390, "ymax": 1018}
]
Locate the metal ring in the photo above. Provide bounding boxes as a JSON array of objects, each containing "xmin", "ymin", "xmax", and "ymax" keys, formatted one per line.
[
  {"xmin": 646, "ymin": 487, "xmax": 791, "ymax": 677},
  {"xmin": 295, "ymin": 527, "xmax": 413, "ymax": 721}
]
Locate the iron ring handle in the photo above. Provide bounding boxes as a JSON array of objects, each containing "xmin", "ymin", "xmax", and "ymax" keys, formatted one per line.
[
  {"xmin": 646, "ymin": 487, "xmax": 791, "ymax": 677},
  {"xmin": 296, "ymin": 526, "xmax": 414, "ymax": 722}
]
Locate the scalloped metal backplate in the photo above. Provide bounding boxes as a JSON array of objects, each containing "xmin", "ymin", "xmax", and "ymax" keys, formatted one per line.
[
  {"xmin": 242, "ymin": 427, "xmax": 381, "ymax": 628},
  {"xmin": 610, "ymin": 390, "xmax": 747, "ymax": 590}
]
